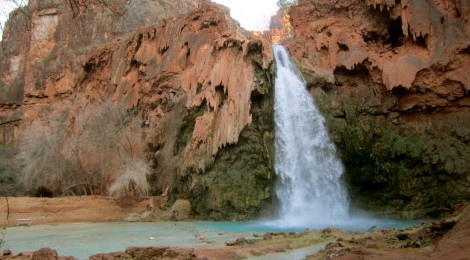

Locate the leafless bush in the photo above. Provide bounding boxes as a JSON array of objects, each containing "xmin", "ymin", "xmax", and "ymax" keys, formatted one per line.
[
  {"xmin": 0, "ymin": 143, "xmax": 20, "ymax": 196},
  {"xmin": 108, "ymin": 160, "xmax": 150, "ymax": 202},
  {"xmin": 19, "ymin": 119, "xmax": 71, "ymax": 194},
  {"xmin": 82, "ymin": 99, "xmax": 144, "ymax": 191},
  {"xmin": 19, "ymin": 99, "xmax": 148, "ymax": 199}
]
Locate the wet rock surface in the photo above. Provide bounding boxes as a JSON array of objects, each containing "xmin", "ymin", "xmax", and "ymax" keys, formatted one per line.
[
  {"xmin": 313, "ymin": 205, "xmax": 470, "ymax": 259},
  {"xmin": 282, "ymin": 0, "xmax": 470, "ymax": 218}
]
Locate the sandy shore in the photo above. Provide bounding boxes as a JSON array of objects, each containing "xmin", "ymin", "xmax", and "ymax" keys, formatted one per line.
[{"xmin": 0, "ymin": 196, "xmax": 148, "ymax": 226}]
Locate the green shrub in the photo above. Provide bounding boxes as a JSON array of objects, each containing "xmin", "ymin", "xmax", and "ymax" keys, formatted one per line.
[{"xmin": 276, "ymin": 0, "xmax": 298, "ymax": 9}]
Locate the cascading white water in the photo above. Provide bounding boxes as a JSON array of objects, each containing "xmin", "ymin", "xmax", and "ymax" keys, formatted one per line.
[{"xmin": 273, "ymin": 44, "xmax": 350, "ymax": 227}]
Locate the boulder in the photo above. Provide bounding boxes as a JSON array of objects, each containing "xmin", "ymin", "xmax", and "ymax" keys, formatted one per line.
[
  {"xmin": 169, "ymin": 199, "xmax": 192, "ymax": 221},
  {"xmin": 225, "ymin": 237, "xmax": 246, "ymax": 246},
  {"xmin": 32, "ymin": 248, "xmax": 58, "ymax": 260}
]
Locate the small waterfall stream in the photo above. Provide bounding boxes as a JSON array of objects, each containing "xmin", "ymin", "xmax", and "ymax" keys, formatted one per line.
[{"xmin": 273, "ymin": 45, "xmax": 350, "ymax": 227}]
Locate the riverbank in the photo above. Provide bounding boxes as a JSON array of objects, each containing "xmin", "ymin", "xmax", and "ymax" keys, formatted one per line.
[
  {"xmin": 0, "ymin": 196, "xmax": 148, "ymax": 226},
  {"xmin": 1, "ymin": 197, "xmax": 469, "ymax": 259}
]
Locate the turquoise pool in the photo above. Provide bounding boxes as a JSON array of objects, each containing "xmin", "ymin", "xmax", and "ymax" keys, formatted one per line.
[{"xmin": 3, "ymin": 219, "xmax": 419, "ymax": 259}]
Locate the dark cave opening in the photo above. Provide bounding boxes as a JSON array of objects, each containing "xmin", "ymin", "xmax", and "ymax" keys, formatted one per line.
[{"xmin": 386, "ymin": 17, "xmax": 405, "ymax": 47}]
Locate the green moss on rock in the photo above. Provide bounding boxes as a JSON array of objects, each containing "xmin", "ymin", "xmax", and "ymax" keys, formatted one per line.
[
  {"xmin": 193, "ymin": 127, "xmax": 274, "ymax": 220},
  {"xmin": 315, "ymin": 91, "xmax": 470, "ymax": 219},
  {"xmin": 172, "ymin": 125, "xmax": 275, "ymax": 220},
  {"xmin": 171, "ymin": 60, "xmax": 276, "ymax": 220}
]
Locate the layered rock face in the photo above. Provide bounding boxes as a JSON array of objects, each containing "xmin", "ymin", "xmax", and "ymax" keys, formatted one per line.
[
  {"xmin": 1, "ymin": 0, "xmax": 204, "ymax": 143},
  {"xmin": 0, "ymin": 0, "xmax": 204, "ymax": 110},
  {"xmin": 285, "ymin": 0, "xmax": 470, "ymax": 217},
  {"xmin": 0, "ymin": 0, "xmax": 275, "ymax": 219}
]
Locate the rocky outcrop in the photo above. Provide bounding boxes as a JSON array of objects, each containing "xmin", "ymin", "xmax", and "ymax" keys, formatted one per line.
[
  {"xmin": 269, "ymin": 8, "xmax": 293, "ymax": 44},
  {"xmin": 431, "ymin": 205, "xmax": 470, "ymax": 259},
  {"xmin": 0, "ymin": 1, "xmax": 275, "ymax": 219},
  {"xmin": 288, "ymin": 0, "xmax": 469, "ymax": 93},
  {"xmin": 284, "ymin": 0, "xmax": 470, "ymax": 218},
  {"xmin": 119, "ymin": 3, "xmax": 275, "ymax": 220},
  {"xmin": 90, "ymin": 247, "xmax": 195, "ymax": 260},
  {"xmin": 31, "ymin": 248, "xmax": 60, "ymax": 260},
  {"xmin": 165, "ymin": 199, "xmax": 191, "ymax": 221},
  {"xmin": 1, "ymin": 247, "xmax": 77, "ymax": 260},
  {"xmin": 0, "ymin": 0, "xmax": 206, "ymax": 162},
  {"xmin": 1, "ymin": 0, "xmax": 204, "ymax": 116}
]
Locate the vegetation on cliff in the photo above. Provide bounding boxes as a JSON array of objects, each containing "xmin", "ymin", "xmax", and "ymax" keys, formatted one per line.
[
  {"xmin": 2, "ymin": 0, "xmax": 466, "ymax": 223},
  {"xmin": 285, "ymin": 0, "xmax": 470, "ymax": 218},
  {"xmin": 171, "ymin": 43, "xmax": 276, "ymax": 221},
  {"xmin": 315, "ymin": 90, "xmax": 470, "ymax": 218},
  {"xmin": 174, "ymin": 127, "xmax": 275, "ymax": 220},
  {"xmin": 1, "ymin": 99, "xmax": 149, "ymax": 203},
  {"xmin": 1, "ymin": 0, "xmax": 275, "ymax": 221},
  {"xmin": 276, "ymin": 0, "xmax": 298, "ymax": 9}
]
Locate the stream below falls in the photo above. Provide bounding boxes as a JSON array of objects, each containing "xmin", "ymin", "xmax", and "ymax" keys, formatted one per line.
[{"xmin": 3, "ymin": 220, "xmax": 418, "ymax": 259}]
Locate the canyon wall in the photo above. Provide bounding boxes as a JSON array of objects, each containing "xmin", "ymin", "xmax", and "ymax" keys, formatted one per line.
[
  {"xmin": 0, "ymin": 0, "xmax": 275, "ymax": 219},
  {"xmin": 3, "ymin": 0, "xmax": 468, "ymax": 221},
  {"xmin": 284, "ymin": 0, "xmax": 470, "ymax": 218}
]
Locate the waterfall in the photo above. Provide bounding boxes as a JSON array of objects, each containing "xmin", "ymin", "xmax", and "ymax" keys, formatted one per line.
[{"xmin": 273, "ymin": 45, "xmax": 350, "ymax": 227}]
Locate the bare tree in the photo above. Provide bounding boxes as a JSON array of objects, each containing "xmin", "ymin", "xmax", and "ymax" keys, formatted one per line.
[
  {"xmin": 0, "ymin": 142, "xmax": 20, "ymax": 196},
  {"xmin": 19, "ymin": 99, "xmax": 149, "ymax": 200},
  {"xmin": 19, "ymin": 109, "xmax": 77, "ymax": 194},
  {"xmin": 108, "ymin": 160, "xmax": 149, "ymax": 203},
  {"xmin": 82, "ymin": 99, "xmax": 147, "ymax": 196}
]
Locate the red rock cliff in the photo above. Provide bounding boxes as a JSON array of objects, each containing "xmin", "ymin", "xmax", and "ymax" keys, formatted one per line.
[
  {"xmin": 285, "ymin": 0, "xmax": 470, "ymax": 217},
  {"xmin": 0, "ymin": 0, "xmax": 275, "ymax": 219}
]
